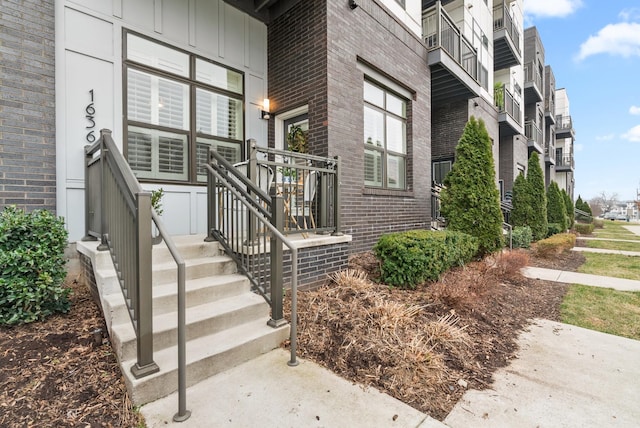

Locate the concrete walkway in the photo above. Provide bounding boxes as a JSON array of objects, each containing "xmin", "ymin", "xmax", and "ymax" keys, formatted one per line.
[
  {"xmin": 624, "ymin": 225, "xmax": 640, "ymax": 235},
  {"xmin": 522, "ymin": 266, "xmax": 640, "ymax": 291},
  {"xmin": 572, "ymin": 246, "xmax": 640, "ymax": 257},
  {"xmin": 141, "ymin": 349, "xmax": 446, "ymax": 428},
  {"xmin": 578, "ymin": 237, "xmax": 640, "ymax": 243},
  {"xmin": 445, "ymin": 319, "xmax": 640, "ymax": 427}
]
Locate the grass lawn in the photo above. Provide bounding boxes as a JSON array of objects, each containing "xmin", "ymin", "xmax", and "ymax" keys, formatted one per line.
[
  {"xmin": 578, "ymin": 253, "xmax": 640, "ymax": 280},
  {"xmin": 561, "ymin": 284, "xmax": 640, "ymax": 341},
  {"xmin": 584, "ymin": 239, "xmax": 640, "ymax": 252},
  {"xmin": 590, "ymin": 233, "xmax": 640, "ymax": 241}
]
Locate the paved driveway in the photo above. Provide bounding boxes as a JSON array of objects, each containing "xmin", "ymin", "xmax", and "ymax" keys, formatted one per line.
[{"xmin": 444, "ymin": 319, "xmax": 640, "ymax": 427}]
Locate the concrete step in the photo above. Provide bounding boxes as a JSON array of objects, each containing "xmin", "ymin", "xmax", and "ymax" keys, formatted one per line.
[
  {"xmin": 123, "ymin": 318, "xmax": 290, "ymax": 405},
  {"xmin": 151, "ymin": 256, "xmax": 237, "ymax": 286},
  {"xmin": 113, "ymin": 292, "xmax": 270, "ymax": 362},
  {"xmin": 151, "ymin": 237, "xmax": 221, "ymax": 264}
]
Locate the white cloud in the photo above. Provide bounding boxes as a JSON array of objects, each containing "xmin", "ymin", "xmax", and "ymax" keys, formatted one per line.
[
  {"xmin": 576, "ymin": 22, "xmax": 640, "ymax": 61},
  {"xmin": 619, "ymin": 8, "xmax": 640, "ymax": 22},
  {"xmin": 630, "ymin": 106, "xmax": 640, "ymax": 115},
  {"xmin": 595, "ymin": 134, "xmax": 615, "ymax": 141},
  {"xmin": 622, "ymin": 125, "xmax": 640, "ymax": 142},
  {"xmin": 524, "ymin": 0, "xmax": 583, "ymax": 18}
]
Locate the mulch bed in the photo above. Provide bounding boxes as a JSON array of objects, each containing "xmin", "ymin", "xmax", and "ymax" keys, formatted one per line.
[
  {"xmin": 0, "ymin": 249, "xmax": 582, "ymax": 425},
  {"xmin": 527, "ymin": 248, "xmax": 586, "ymax": 271},
  {"xmin": 0, "ymin": 271, "xmax": 143, "ymax": 427}
]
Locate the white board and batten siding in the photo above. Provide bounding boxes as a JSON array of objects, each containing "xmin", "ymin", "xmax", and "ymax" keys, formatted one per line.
[{"xmin": 55, "ymin": 0, "xmax": 268, "ymax": 241}]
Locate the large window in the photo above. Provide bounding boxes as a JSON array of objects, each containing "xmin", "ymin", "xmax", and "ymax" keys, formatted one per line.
[
  {"xmin": 124, "ymin": 32, "xmax": 243, "ymax": 183},
  {"xmin": 363, "ymin": 80, "xmax": 407, "ymax": 189},
  {"xmin": 432, "ymin": 160, "xmax": 452, "ymax": 185}
]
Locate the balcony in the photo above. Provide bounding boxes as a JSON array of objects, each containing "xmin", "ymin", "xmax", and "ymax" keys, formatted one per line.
[
  {"xmin": 525, "ymin": 120, "xmax": 543, "ymax": 153},
  {"xmin": 493, "ymin": 1, "xmax": 521, "ymax": 70},
  {"xmin": 423, "ymin": 2, "xmax": 481, "ymax": 104},
  {"xmin": 555, "ymin": 114, "xmax": 575, "ymax": 139},
  {"xmin": 544, "ymin": 97, "xmax": 555, "ymax": 124},
  {"xmin": 544, "ymin": 144, "xmax": 555, "ymax": 165},
  {"xmin": 495, "ymin": 85, "xmax": 522, "ymax": 136},
  {"xmin": 524, "ymin": 62, "xmax": 543, "ymax": 103},
  {"xmin": 556, "ymin": 154, "xmax": 574, "ymax": 172}
]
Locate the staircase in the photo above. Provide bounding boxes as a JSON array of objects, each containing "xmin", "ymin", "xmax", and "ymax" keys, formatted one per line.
[{"xmin": 77, "ymin": 235, "xmax": 290, "ymax": 405}]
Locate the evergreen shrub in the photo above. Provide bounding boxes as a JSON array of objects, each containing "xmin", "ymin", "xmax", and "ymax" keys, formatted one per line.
[
  {"xmin": 512, "ymin": 226, "xmax": 533, "ymax": 249},
  {"xmin": 547, "ymin": 223, "xmax": 563, "ymax": 237},
  {"xmin": 373, "ymin": 230, "xmax": 478, "ymax": 289},
  {"xmin": 533, "ymin": 233, "xmax": 576, "ymax": 258},
  {"xmin": 574, "ymin": 223, "xmax": 594, "ymax": 235},
  {"xmin": 0, "ymin": 207, "xmax": 70, "ymax": 325},
  {"xmin": 547, "ymin": 182, "xmax": 567, "ymax": 232}
]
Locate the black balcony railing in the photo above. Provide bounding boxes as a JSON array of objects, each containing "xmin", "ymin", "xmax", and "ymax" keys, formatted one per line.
[
  {"xmin": 423, "ymin": 2, "xmax": 479, "ymax": 81},
  {"xmin": 525, "ymin": 120, "xmax": 543, "ymax": 147},
  {"xmin": 556, "ymin": 114, "xmax": 573, "ymax": 131},
  {"xmin": 555, "ymin": 154, "xmax": 574, "ymax": 169},
  {"xmin": 495, "ymin": 85, "xmax": 521, "ymax": 125},
  {"xmin": 493, "ymin": 1, "xmax": 521, "ymax": 55},
  {"xmin": 524, "ymin": 62, "xmax": 542, "ymax": 91}
]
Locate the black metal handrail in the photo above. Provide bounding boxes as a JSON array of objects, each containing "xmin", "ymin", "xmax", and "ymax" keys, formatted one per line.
[
  {"xmin": 423, "ymin": 1, "xmax": 479, "ymax": 81},
  {"xmin": 493, "ymin": 1, "xmax": 521, "ymax": 55},
  {"xmin": 84, "ymin": 129, "xmax": 189, "ymax": 421},
  {"xmin": 204, "ymin": 149, "xmax": 302, "ymax": 366},
  {"xmin": 496, "ymin": 85, "xmax": 521, "ymax": 125},
  {"xmin": 525, "ymin": 120, "xmax": 543, "ymax": 147},
  {"xmin": 524, "ymin": 61, "xmax": 542, "ymax": 90},
  {"xmin": 555, "ymin": 114, "xmax": 573, "ymax": 131},
  {"xmin": 249, "ymin": 141, "xmax": 341, "ymax": 236}
]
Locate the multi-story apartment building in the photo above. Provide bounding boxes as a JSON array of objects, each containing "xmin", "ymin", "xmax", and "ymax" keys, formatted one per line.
[
  {"xmin": 544, "ymin": 65, "xmax": 557, "ymax": 188},
  {"xmin": 523, "ymin": 27, "xmax": 546, "ymax": 175},
  {"xmin": 555, "ymin": 87, "xmax": 576, "ymax": 198}
]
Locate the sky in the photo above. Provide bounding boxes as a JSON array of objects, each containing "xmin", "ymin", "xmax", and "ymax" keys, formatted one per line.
[{"xmin": 523, "ymin": 0, "xmax": 640, "ymax": 203}]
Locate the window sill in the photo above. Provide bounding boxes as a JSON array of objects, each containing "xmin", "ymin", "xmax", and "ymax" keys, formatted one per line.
[{"xmin": 363, "ymin": 187, "xmax": 414, "ymax": 198}]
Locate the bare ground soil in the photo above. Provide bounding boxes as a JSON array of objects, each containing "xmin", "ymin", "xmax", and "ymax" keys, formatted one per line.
[{"xmin": 0, "ymin": 250, "xmax": 586, "ymax": 425}]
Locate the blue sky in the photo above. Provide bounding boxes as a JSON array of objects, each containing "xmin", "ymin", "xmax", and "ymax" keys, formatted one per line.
[{"xmin": 524, "ymin": 0, "xmax": 640, "ymax": 202}]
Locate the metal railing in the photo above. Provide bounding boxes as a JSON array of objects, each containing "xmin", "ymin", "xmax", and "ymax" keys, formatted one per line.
[
  {"xmin": 248, "ymin": 141, "xmax": 341, "ymax": 236},
  {"xmin": 556, "ymin": 154, "xmax": 574, "ymax": 168},
  {"xmin": 555, "ymin": 114, "xmax": 573, "ymax": 132},
  {"xmin": 575, "ymin": 208, "xmax": 593, "ymax": 223},
  {"xmin": 495, "ymin": 85, "xmax": 521, "ymax": 125},
  {"xmin": 431, "ymin": 184, "xmax": 445, "ymax": 229},
  {"xmin": 84, "ymin": 129, "xmax": 190, "ymax": 421},
  {"xmin": 545, "ymin": 97, "xmax": 555, "ymax": 116},
  {"xmin": 525, "ymin": 120, "xmax": 543, "ymax": 147},
  {"xmin": 493, "ymin": 1, "xmax": 521, "ymax": 55},
  {"xmin": 524, "ymin": 61, "xmax": 542, "ymax": 91},
  {"xmin": 423, "ymin": 1, "xmax": 479, "ymax": 81},
  {"xmin": 204, "ymin": 148, "xmax": 302, "ymax": 366}
]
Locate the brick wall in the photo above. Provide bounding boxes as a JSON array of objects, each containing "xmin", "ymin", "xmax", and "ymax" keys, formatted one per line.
[
  {"xmin": 432, "ymin": 100, "xmax": 468, "ymax": 160},
  {"xmin": 0, "ymin": 0, "xmax": 56, "ymax": 212},
  {"xmin": 269, "ymin": 0, "xmax": 432, "ymax": 254}
]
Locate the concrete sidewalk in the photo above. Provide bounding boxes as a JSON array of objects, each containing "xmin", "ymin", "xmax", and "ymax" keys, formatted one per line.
[
  {"xmin": 572, "ymin": 246, "xmax": 640, "ymax": 257},
  {"xmin": 445, "ymin": 319, "xmax": 640, "ymax": 427},
  {"xmin": 141, "ymin": 348, "xmax": 446, "ymax": 428},
  {"xmin": 522, "ymin": 266, "xmax": 640, "ymax": 291},
  {"xmin": 578, "ymin": 237, "xmax": 640, "ymax": 243}
]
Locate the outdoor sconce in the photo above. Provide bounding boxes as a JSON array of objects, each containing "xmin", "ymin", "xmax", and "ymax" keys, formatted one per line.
[{"xmin": 261, "ymin": 98, "xmax": 270, "ymax": 120}]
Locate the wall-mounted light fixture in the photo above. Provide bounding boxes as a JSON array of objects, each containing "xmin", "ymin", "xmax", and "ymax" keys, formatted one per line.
[
  {"xmin": 349, "ymin": 0, "xmax": 358, "ymax": 10},
  {"xmin": 261, "ymin": 98, "xmax": 270, "ymax": 120}
]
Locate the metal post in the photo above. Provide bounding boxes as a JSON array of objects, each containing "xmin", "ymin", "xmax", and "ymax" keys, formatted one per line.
[
  {"xmin": 332, "ymin": 156, "xmax": 343, "ymax": 236},
  {"xmin": 436, "ymin": 1, "xmax": 441, "ymax": 48},
  {"xmin": 173, "ymin": 260, "xmax": 190, "ymax": 422},
  {"xmin": 287, "ymin": 247, "xmax": 298, "ymax": 367},
  {"xmin": 97, "ymin": 130, "xmax": 110, "ymax": 251},
  {"xmin": 205, "ymin": 148, "xmax": 216, "ymax": 242},
  {"xmin": 319, "ymin": 170, "xmax": 328, "ymax": 230},
  {"xmin": 83, "ymin": 145, "xmax": 95, "ymax": 241},
  {"xmin": 130, "ymin": 191, "xmax": 160, "ymax": 378},
  {"xmin": 268, "ymin": 195, "xmax": 286, "ymax": 327},
  {"xmin": 247, "ymin": 139, "xmax": 258, "ymax": 243}
]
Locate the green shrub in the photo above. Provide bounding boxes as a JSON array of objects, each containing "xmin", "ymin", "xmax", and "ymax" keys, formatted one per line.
[
  {"xmin": 547, "ymin": 223, "xmax": 563, "ymax": 237},
  {"xmin": 562, "ymin": 189, "xmax": 575, "ymax": 229},
  {"xmin": 512, "ymin": 226, "xmax": 533, "ymax": 249},
  {"xmin": 593, "ymin": 219, "xmax": 604, "ymax": 229},
  {"xmin": 0, "ymin": 206, "xmax": 70, "ymax": 325},
  {"xmin": 574, "ymin": 223, "xmax": 595, "ymax": 235},
  {"xmin": 534, "ymin": 233, "xmax": 576, "ymax": 258},
  {"xmin": 440, "ymin": 117, "xmax": 503, "ymax": 256},
  {"xmin": 373, "ymin": 230, "xmax": 478, "ymax": 289}
]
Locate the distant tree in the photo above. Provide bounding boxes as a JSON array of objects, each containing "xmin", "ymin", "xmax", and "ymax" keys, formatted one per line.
[
  {"xmin": 591, "ymin": 191, "xmax": 619, "ymax": 213},
  {"xmin": 526, "ymin": 152, "xmax": 548, "ymax": 240},
  {"xmin": 547, "ymin": 182, "xmax": 567, "ymax": 231},
  {"xmin": 562, "ymin": 188, "xmax": 575, "ymax": 228},
  {"xmin": 441, "ymin": 117, "xmax": 503, "ymax": 256}
]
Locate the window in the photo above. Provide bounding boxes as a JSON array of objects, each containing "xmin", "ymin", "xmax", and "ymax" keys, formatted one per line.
[
  {"xmin": 432, "ymin": 160, "xmax": 452, "ymax": 185},
  {"xmin": 124, "ymin": 32, "xmax": 243, "ymax": 184},
  {"xmin": 363, "ymin": 80, "xmax": 407, "ymax": 189}
]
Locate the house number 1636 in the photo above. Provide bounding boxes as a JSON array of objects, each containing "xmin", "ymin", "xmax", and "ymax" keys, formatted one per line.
[{"xmin": 86, "ymin": 89, "xmax": 96, "ymax": 143}]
